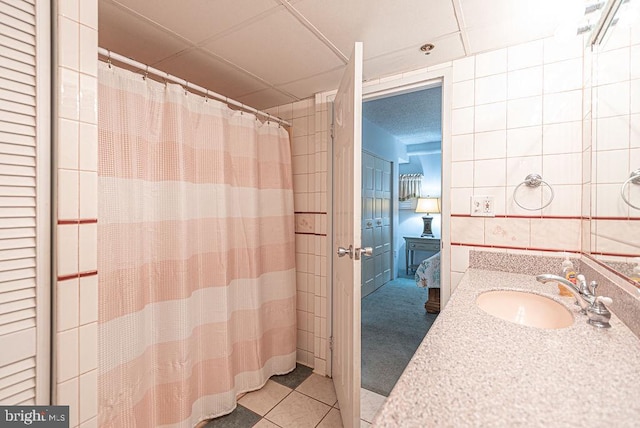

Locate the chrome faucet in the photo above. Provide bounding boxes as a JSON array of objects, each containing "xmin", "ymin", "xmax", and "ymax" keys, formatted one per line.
[
  {"xmin": 536, "ymin": 274, "xmax": 613, "ymax": 328},
  {"xmin": 576, "ymin": 274, "xmax": 597, "ymax": 300}
]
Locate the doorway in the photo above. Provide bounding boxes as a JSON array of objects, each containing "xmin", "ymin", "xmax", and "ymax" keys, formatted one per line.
[{"xmin": 360, "ymin": 84, "xmax": 443, "ymax": 398}]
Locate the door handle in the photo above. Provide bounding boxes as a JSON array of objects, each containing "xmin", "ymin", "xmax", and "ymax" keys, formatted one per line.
[
  {"xmin": 336, "ymin": 245, "xmax": 353, "ymax": 259},
  {"xmin": 355, "ymin": 247, "xmax": 373, "ymax": 260}
]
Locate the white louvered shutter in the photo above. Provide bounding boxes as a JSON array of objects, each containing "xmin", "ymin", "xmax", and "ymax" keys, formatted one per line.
[{"xmin": 0, "ymin": 0, "xmax": 50, "ymax": 405}]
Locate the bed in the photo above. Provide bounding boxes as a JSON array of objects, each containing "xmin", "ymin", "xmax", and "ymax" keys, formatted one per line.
[{"xmin": 414, "ymin": 252, "xmax": 441, "ymax": 313}]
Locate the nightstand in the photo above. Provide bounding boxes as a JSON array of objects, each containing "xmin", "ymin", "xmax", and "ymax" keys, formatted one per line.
[{"xmin": 404, "ymin": 236, "xmax": 440, "ymax": 275}]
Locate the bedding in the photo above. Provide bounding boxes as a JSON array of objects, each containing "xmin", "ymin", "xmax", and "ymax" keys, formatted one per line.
[
  {"xmin": 415, "ymin": 251, "xmax": 441, "ymax": 313},
  {"xmin": 415, "ymin": 251, "xmax": 441, "ymax": 290}
]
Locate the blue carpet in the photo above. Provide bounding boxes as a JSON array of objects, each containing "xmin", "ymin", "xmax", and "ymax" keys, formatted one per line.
[{"xmin": 361, "ymin": 277, "xmax": 438, "ymax": 396}]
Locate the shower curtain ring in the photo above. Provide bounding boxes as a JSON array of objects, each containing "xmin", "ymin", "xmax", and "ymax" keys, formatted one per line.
[
  {"xmin": 107, "ymin": 50, "xmax": 112, "ymax": 69},
  {"xmin": 142, "ymin": 65, "xmax": 149, "ymax": 80},
  {"xmin": 204, "ymin": 89, "xmax": 209, "ymax": 103}
]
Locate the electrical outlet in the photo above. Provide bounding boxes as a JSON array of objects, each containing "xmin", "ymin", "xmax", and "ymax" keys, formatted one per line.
[{"xmin": 470, "ymin": 195, "xmax": 495, "ymax": 217}]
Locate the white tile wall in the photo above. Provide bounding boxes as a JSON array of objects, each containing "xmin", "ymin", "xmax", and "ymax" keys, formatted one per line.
[
  {"xmin": 591, "ymin": 27, "xmax": 640, "ymax": 258},
  {"xmin": 508, "ymin": 96, "xmax": 543, "ymax": 128},
  {"xmin": 507, "ymin": 40, "xmax": 543, "ymax": 71},
  {"xmin": 506, "ymin": 126, "xmax": 542, "ymax": 157},
  {"xmin": 267, "ymin": 98, "xmax": 323, "ymax": 371},
  {"xmin": 507, "ymin": 66, "xmax": 542, "ymax": 99},
  {"xmin": 474, "ymin": 130, "xmax": 506, "ymax": 160},
  {"xmin": 449, "ymin": 33, "xmax": 590, "ymax": 275},
  {"xmin": 57, "ymin": 328, "xmax": 79, "ymax": 382},
  {"xmin": 79, "ymin": 370, "xmax": 98, "ymax": 423},
  {"xmin": 542, "ymin": 121, "xmax": 582, "ymax": 155},
  {"xmin": 57, "ymin": 279, "xmax": 79, "ymax": 332},
  {"xmin": 543, "ymin": 90, "xmax": 583, "ymax": 124},
  {"xmin": 475, "ymin": 49, "xmax": 507, "ymax": 77},
  {"xmin": 54, "ymin": 1, "xmax": 99, "ymax": 426},
  {"xmin": 474, "ymin": 102, "xmax": 506, "ymax": 132},
  {"xmin": 57, "ymin": 378, "xmax": 79, "ymax": 427}
]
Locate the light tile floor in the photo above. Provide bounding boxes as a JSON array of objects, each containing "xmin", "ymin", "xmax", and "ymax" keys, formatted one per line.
[{"xmin": 203, "ymin": 364, "xmax": 386, "ymax": 427}]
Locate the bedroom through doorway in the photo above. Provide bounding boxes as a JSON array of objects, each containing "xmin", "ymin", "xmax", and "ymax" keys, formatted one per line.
[{"xmin": 360, "ymin": 83, "xmax": 443, "ymax": 398}]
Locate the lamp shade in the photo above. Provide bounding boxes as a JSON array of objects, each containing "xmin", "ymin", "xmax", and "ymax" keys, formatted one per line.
[{"xmin": 415, "ymin": 197, "xmax": 440, "ymax": 214}]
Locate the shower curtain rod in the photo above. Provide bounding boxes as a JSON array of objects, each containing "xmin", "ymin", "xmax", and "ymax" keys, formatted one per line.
[{"xmin": 97, "ymin": 47, "xmax": 292, "ymax": 127}]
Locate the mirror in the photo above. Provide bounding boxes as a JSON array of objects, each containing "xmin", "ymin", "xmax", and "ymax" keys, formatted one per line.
[{"xmin": 587, "ymin": 0, "xmax": 640, "ymax": 284}]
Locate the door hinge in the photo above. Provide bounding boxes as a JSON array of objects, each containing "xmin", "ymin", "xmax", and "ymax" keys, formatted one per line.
[
  {"xmin": 329, "ymin": 336, "xmax": 334, "ymax": 351},
  {"xmin": 330, "ymin": 123, "xmax": 335, "ymax": 139}
]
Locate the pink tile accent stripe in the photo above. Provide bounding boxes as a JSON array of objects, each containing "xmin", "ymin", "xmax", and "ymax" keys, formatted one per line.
[
  {"xmin": 451, "ymin": 214, "xmax": 583, "ymax": 220},
  {"xmin": 451, "ymin": 242, "xmax": 578, "ymax": 253},
  {"xmin": 294, "ymin": 232, "xmax": 327, "ymax": 236},
  {"xmin": 58, "ymin": 270, "xmax": 98, "ymax": 282},
  {"xmin": 591, "ymin": 216, "xmax": 640, "ymax": 221},
  {"xmin": 58, "ymin": 218, "xmax": 99, "ymax": 225},
  {"xmin": 451, "ymin": 214, "xmax": 640, "ymax": 221},
  {"xmin": 590, "ymin": 251, "xmax": 640, "ymax": 258}
]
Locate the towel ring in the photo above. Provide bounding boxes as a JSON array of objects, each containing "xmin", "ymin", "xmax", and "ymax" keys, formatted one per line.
[
  {"xmin": 621, "ymin": 169, "xmax": 640, "ymax": 210},
  {"xmin": 513, "ymin": 174, "xmax": 555, "ymax": 211}
]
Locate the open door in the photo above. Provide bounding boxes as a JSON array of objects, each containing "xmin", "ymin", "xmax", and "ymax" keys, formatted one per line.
[{"xmin": 332, "ymin": 42, "xmax": 365, "ymax": 428}]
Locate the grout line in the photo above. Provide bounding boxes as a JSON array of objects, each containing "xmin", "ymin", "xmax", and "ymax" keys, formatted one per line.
[
  {"xmin": 260, "ymin": 387, "xmax": 293, "ymax": 423},
  {"xmin": 313, "ymin": 404, "xmax": 334, "ymax": 428},
  {"xmin": 292, "ymin": 388, "xmax": 335, "ymax": 408}
]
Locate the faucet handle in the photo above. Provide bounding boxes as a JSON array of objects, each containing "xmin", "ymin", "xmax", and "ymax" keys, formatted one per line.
[
  {"xmin": 595, "ymin": 296, "xmax": 613, "ymax": 306},
  {"xmin": 587, "ymin": 294, "xmax": 613, "ymax": 328},
  {"xmin": 588, "ymin": 280, "xmax": 598, "ymax": 296},
  {"xmin": 576, "ymin": 274, "xmax": 589, "ymax": 294}
]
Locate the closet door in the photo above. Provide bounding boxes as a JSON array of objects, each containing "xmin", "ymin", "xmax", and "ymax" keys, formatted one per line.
[
  {"xmin": 361, "ymin": 152, "xmax": 392, "ymax": 297},
  {"xmin": 0, "ymin": 0, "xmax": 51, "ymax": 405},
  {"xmin": 378, "ymin": 158, "xmax": 391, "ymax": 285}
]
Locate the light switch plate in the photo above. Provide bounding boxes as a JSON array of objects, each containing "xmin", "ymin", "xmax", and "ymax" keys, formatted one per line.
[{"xmin": 471, "ymin": 195, "xmax": 495, "ymax": 217}]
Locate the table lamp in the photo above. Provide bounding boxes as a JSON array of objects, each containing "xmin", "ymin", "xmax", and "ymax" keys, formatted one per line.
[{"xmin": 415, "ymin": 197, "xmax": 440, "ymax": 237}]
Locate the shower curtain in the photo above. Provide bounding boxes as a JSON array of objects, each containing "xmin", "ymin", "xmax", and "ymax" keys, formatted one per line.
[{"xmin": 97, "ymin": 62, "xmax": 296, "ymax": 427}]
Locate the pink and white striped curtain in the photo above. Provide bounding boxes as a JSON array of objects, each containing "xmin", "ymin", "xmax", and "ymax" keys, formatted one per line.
[{"xmin": 97, "ymin": 62, "xmax": 296, "ymax": 427}]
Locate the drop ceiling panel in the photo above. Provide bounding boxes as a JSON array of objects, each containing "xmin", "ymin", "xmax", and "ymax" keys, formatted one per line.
[
  {"xmin": 293, "ymin": 0, "xmax": 459, "ymax": 59},
  {"xmin": 108, "ymin": 0, "xmax": 279, "ymax": 44},
  {"xmin": 154, "ymin": 49, "xmax": 269, "ymax": 99},
  {"xmin": 364, "ymin": 33, "xmax": 465, "ymax": 81},
  {"xmin": 460, "ymin": 0, "xmax": 569, "ymax": 53},
  {"xmin": 98, "ymin": 0, "xmax": 191, "ymax": 65},
  {"xmin": 276, "ymin": 67, "xmax": 345, "ymax": 99},
  {"xmin": 235, "ymin": 88, "xmax": 298, "ymax": 111},
  {"xmin": 97, "ymin": 0, "xmax": 581, "ymax": 111},
  {"xmin": 201, "ymin": 8, "xmax": 345, "ymax": 85}
]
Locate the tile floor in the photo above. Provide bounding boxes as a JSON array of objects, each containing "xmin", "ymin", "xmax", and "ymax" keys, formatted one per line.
[{"xmin": 202, "ymin": 364, "xmax": 386, "ymax": 428}]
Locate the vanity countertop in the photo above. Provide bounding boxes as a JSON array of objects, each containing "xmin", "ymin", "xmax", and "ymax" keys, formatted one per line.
[{"xmin": 372, "ymin": 269, "xmax": 640, "ymax": 427}]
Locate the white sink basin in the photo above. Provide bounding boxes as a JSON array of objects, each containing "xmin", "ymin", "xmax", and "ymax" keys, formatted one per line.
[{"xmin": 476, "ymin": 290, "xmax": 574, "ymax": 329}]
